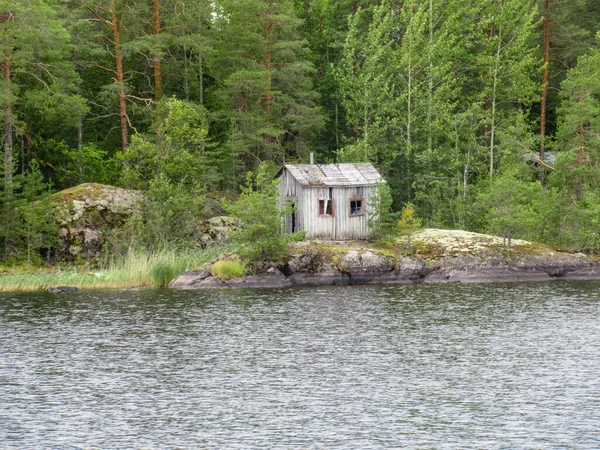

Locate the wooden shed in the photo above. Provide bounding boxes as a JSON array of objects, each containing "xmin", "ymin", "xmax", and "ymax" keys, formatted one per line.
[{"xmin": 278, "ymin": 163, "xmax": 382, "ymax": 240}]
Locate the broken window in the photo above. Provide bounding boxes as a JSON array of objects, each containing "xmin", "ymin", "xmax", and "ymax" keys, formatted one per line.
[
  {"xmin": 318, "ymin": 199, "xmax": 334, "ymax": 216},
  {"xmin": 349, "ymin": 198, "xmax": 364, "ymax": 216}
]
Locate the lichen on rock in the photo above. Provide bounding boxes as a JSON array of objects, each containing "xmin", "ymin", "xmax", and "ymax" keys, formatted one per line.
[{"xmin": 49, "ymin": 183, "xmax": 144, "ymax": 260}]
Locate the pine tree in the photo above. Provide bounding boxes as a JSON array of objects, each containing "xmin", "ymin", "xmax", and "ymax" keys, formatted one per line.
[
  {"xmin": 0, "ymin": 0, "xmax": 82, "ymax": 256},
  {"xmin": 212, "ymin": 0, "xmax": 324, "ymax": 174}
]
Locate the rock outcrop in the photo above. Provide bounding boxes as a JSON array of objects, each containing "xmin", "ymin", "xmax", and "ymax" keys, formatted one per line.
[
  {"xmin": 169, "ymin": 229, "xmax": 600, "ymax": 290},
  {"xmin": 49, "ymin": 183, "xmax": 143, "ymax": 259},
  {"xmin": 169, "ymin": 267, "xmax": 291, "ymax": 289},
  {"xmin": 197, "ymin": 216, "xmax": 240, "ymax": 246},
  {"xmin": 170, "ymin": 229, "xmax": 600, "ymax": 289}
]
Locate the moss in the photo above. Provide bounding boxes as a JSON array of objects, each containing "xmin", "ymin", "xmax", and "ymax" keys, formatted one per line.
[
  {"xmin": 48, "ymin": 183, "xmax": 111, "ymax": 204},
  {"xmin": 412, "ymin": 241, "xmax": 446, "ymax": 259},
  {"xmin": 497, "ymin": 242, "xmax": 557, "ymax": 257}
]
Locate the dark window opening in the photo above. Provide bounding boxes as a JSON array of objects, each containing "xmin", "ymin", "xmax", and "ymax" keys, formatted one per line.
[
  {"xmin": 318, "ymin": 199, "xmax": 334, "ymax": 216},
  {"xmin": 350, "ymin": 198, "xmax": 364, "ymax": 216}
]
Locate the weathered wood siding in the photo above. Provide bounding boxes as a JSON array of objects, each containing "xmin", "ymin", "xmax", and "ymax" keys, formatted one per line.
[
  {"xmin": 279, "ymin": 166, "xmax": 379, "ymax": 240},
  {"xmin": 301, "ymin": 186, "xmax": 376, "ymax": 240},
  {"xmin": 279, "ymin": 169, "xmax": 303, "ymax": 233}
]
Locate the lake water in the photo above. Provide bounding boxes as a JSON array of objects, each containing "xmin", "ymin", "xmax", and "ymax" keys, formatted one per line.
[{"xmin": 1, "ymin": 281, "xmax": 599, "ymax": 449}]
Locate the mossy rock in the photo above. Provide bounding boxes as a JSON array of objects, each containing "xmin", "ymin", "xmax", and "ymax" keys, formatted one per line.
[{"xmin": 50, "ymin": 183, "xmax": 144, "ymax": 260}]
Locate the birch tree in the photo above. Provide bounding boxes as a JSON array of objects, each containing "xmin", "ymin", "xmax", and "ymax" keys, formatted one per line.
[
  {"xmin": 551, "ymin": 42, "xmax": 600, "ymax": 249},
  {"xmin": 475, "ymin": 0, "xmax": 539, "ymax": 179}
]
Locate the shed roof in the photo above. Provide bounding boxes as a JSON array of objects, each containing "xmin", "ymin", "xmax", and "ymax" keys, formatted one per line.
[{"xmin": 283, "ymin": 163, "xmax": 382, "ymax": 187}]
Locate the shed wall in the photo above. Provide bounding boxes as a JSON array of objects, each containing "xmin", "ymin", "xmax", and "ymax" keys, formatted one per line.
[
  {"xmin": 279, "ymin": 167, "xmax": 379, "ymax": 240},
  {"xmin": 302, "ymin": 185, "xmax": 376, "ymax": 240}
]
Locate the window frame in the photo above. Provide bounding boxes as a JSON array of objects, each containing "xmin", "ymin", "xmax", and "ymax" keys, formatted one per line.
[
  {"xmin": 318, "ymin": 198, "xmax": 335, "ymax": 217},
  {"xmin": 349, "ymin": 197, "xmax": 365, "ymax": 217}
]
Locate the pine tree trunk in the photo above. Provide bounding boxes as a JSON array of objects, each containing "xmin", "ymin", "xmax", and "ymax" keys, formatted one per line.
[
  {"xmin": 263, "ymin": 2, "xmax": 274, "ymax": 156},
  {"xmin": 3, "ymin": 57, "xmax": 12, "ymax": 188},
  {"xmin": 152, "ymin": 0, "xmax": 165, "ymax": 158},
  {"xmin": 111, "ymin": 0, "xmax": 128, "ymax": 152},
  {"xmin": 540, "ymin": 0, "xmax": 551, "ymax": 159},
  {"xmin": 152, "ymin": 0, "xmax": 162, "ymax": 104}
]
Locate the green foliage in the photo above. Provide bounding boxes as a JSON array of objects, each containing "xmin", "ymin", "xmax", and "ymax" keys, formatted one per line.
[
  {"xmin": 0, "ymin": 161, "xmax": 58, "ymax": 264},
  {"xmin": 212, "ymin": 0, "xmax": 324, "ymax": 171},
  {"xmin": 476, "ymin": 167, "xmax": 556, "ymax": 247},
  {"xmin": 150, "ymin": 261, "xmax": 177, "ymax": 288},
  {"xmin": 226, "ymin": 163, "xmax": 292, "ymax": 263},
  {"xmin": 105, "ymin": 174, "xmax": 203, "ymax": 255},
  {"xmin": 118, "ymin": 136, "xmax": 158, "ymax": 190},
  {"xmin": 212, "ymin": 259, "xmax": 245, "ymax": 280},
  {"xmin": 548, "ymin": 40, "xmax": 600, "ymax": 251},
  {"xmin": 397, "ymin": 203, "xmax": 423, "ymax": 250},
  {"xmin": 56, "ymin": 143, "xmax": 114, "ymax": 186},
  {"xmin": 3, "ymin": 0, "xmax": 600, "ymax": 259},
  {"xmin": 142, "ymin": 175, "xmax": 203, "ymax": 249},
  {"xmin": 368, "ymin": 181, "xmax": 399, "ymax": 241}
]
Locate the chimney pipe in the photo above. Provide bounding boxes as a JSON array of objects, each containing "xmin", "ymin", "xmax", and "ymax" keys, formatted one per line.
[{"xmin": 310, "ymin": 152, "xmax": 314, "ymax": 165}]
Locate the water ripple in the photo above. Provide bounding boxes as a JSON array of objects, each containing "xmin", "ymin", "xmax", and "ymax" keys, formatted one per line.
[{"xmin": 1, "ymin": 281, "xmax": 600, "ymax": 448}]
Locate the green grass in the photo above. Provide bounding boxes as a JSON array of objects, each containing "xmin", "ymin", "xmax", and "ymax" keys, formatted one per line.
[
  {"xmin": 211, "ymin": 259, "xmax": 245, "ymax": 280},
  {"xmin": 0, "ymin": 244, "xmax": 234, "ymax": 292}
]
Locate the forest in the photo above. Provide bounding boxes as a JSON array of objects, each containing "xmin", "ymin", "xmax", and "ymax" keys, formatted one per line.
[{"xmin": 1, "ymin": 0, "xmax": 600, "ymax": 266}]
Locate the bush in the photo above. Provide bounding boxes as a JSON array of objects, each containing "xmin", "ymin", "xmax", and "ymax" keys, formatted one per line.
[
  {"xmin": 212, "ymin": 259, "xmax": 245, "ymax": 280},
  {"xmin": 368, "ymin": 180, "xmax": 399, "ymax": 241},
  {"xmin": 226, "ymin": 163, "xmax": 293, "ymax": 263},
  {"xmin": 150, "ymin": 261, "xmax": 177, "ymax": 288}
]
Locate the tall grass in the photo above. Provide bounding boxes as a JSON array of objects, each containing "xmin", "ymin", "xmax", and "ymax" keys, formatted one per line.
[
  {"xmin": 211, "ymin": 259, "xmax": 245, "ymax": 281},
  {"xmin": 0, "ymin": 244, "xmax": 233, "ymax": 292}
]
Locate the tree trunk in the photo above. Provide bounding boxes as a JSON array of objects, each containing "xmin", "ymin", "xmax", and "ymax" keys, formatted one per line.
[
  {"xmin": 152, "ymin": 0, "xmax": 162, "ymax": 104},
  {"xmin": 111, "ymin": 0, "xmax": 128, "ymax": 152},
  {"xmin": 489, "ymin": 25, "xmax": 502, "ymax": 179},
  {"xmin": 427, "ymin": 0, "xmax": 433, "ymax": 158},
  {"xmin": 3, "ymin": 57, "xmax": 12, "ymax": 188},
  {"xmin": 540, "ymin": 0, "xmax": 551, "ymax": 159},
  {"xmin": 152, "ymin": 0, "xmax": 165, "ymax": 158},
  {"xmin": 262, "ymin": 2, "xmax": 274, "ymax": 157}
]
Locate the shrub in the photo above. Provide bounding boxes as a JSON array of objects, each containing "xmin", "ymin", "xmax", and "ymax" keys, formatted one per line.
[
  {"xmin": 368, "ymin": 180, "xmax": 399, "ymax": 241},
  {"xmin": 226, "ymin": 163, "xmax": 293, "ymax": 263},
  {"xmin": 212, "ymin": 259, "xmax": 245, "ymax": 280},
  {"xmin": 150, "ymin": 261, "xmax": 177, "ymax": 288},
  {"xmin": 397, "ymin": 203, "xmax": 423, "ymax": 251}
]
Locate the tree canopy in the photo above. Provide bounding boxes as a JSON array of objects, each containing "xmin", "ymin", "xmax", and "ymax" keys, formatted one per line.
[{"xmin": 1, "ymin": 0, "xmax": 600, "ymax": 262}]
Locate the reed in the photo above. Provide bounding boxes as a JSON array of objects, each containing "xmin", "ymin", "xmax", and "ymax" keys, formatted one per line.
[{"xmin": 0, "ymin": 245, "xmax": 231, "ymax": 292}]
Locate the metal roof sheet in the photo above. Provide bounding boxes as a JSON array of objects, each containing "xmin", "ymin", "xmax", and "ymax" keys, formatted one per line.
[{"xmin": 283, "ymin": 163, "xmax": 382, "ymax": 187}]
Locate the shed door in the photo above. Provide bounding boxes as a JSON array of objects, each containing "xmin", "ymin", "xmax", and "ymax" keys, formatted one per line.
[{"xmin": 285, "ymin": 197, "xmax": 296, "ymax": 233}]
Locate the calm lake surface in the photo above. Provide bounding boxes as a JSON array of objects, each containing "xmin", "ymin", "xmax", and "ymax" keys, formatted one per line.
[{"xmin": 1, "ymin": 282, "xmax": 600, "ymax": 449}]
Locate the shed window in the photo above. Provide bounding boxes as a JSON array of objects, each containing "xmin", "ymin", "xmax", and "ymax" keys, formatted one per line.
[
  {"xmin": 349, "ymin": 198, "xmax": 364, "ymax": 216},
  {"xmin": 318, "ymin": 199, "xmax": 335, "ymax": 216}
]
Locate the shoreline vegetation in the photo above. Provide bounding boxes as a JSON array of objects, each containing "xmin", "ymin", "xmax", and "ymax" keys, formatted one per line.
[
  {"xmin": 3, "ymin": 229, "xmax": 596, "ymax": 294},
  {"xmin": 0, "ymin": 246, "xmax": 232, "ymax": 292}
]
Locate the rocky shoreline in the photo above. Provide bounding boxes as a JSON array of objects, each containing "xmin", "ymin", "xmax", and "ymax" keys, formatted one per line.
[{"xmin": 169, "ymin": 229, "xmax": 600, "ymax": 290}]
